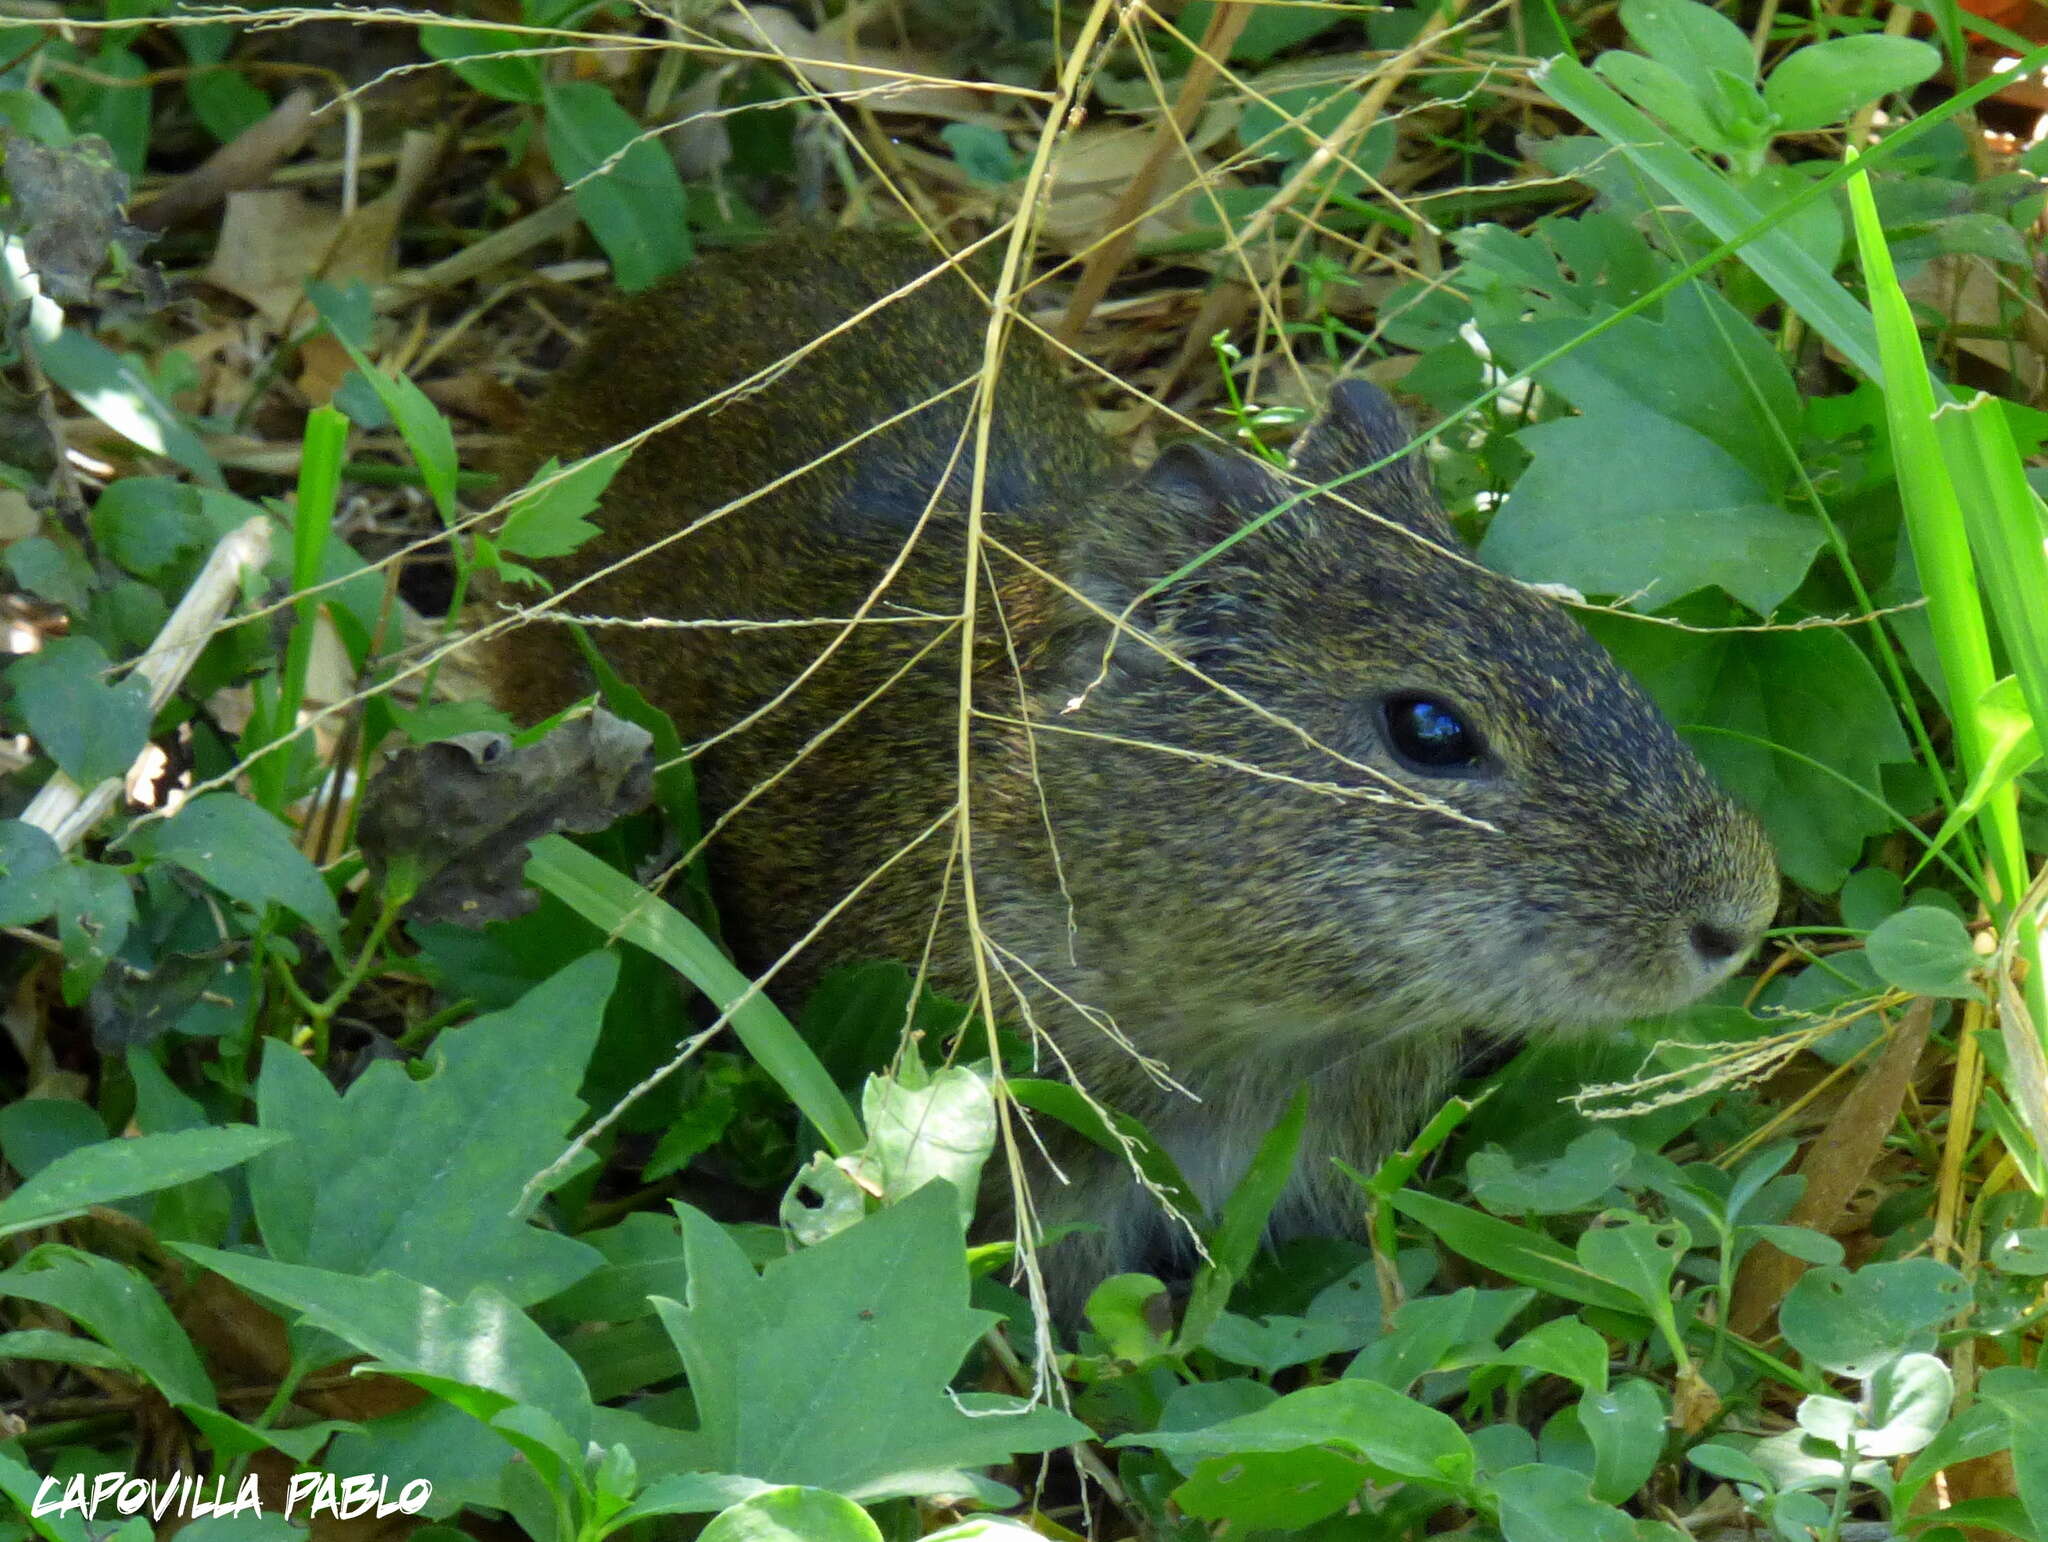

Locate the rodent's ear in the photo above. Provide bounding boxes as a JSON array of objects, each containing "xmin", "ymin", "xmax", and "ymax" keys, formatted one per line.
[
  {"xmin": 1288, "ymin": 379, "xmax": 1452, "ymax": 539},
  {"xmin": 1058, "ymin": 442, "xmax": 1282, "ymax": 671},
  {"xmin": 1134, "ymin": 440, "xmax": 1288, "ymax": 525}
]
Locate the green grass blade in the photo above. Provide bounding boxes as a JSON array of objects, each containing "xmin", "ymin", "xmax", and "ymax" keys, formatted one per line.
[
  {"xmin": 1844, "ymin": 154, "xmax": 2025, "ymax": 903},
  {"xmin": 525, "ymin": 834, "xmax": 865, "ymax": 1156}
]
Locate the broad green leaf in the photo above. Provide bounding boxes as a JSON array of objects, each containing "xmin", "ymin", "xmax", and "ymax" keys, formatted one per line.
[
  {"xmin": 1593, "ymin": 52, "xmax": 1731, "ymax": 158},
  {"xmin": 7, "ymin": 535, "xmax": 94, "ymax": 612},
  {"xmin": 1174, "ymin": 1447, "xmax": 1368, "ymax": 1530},
  {"xmin": 249, "ymin": 952, "xmax": 614, "ymax": 1307},
  {"xmin": 1204, "ymin": 1311, "xmax": 1370, "ymax": 1376},
  {"xmin": 849, "ymin": 1063, "xmax": 995, "ymax": 1227},
  {"xmin": 1490, "ymin": 1462, "xmax": 1638, "ymax": 1542},
  {"xmin": 1482, "ymin": 414, "xmax": 1819, "ymax": 615},
  {"xmin": 609, "ymin": 1474, "xmax": 777, "ymax": 1527},
  {"xmin": 1864, "ymin": 906, "xmax": 1983, "ymax": 999},
  {"xmin": 1579, "ymin": 1380, "xmax": 1665, "ymax": 1502},
  {"xmin": 172, "ymin": 1243, "xmax": 594, "ymax": 1446},
  {"xmin": 699, "ymin": 1487, "xmax": 884, "ymax": 1542},
  {"xmin": 1473, "ymin": 270, "xmax": 1802, "ymax": 490},
  {"xmin": 1840, "ymin": 867, "xmax": 1905, "ymax": 931},
  {"xmin": 1391, "ymin": 1190, "xmax": 1642, "ymax": 1315},
  {"xmin": 1585, "ymin": 618, "xmax": 1913, "ymax": 893},
  {"xmin": 0, "ymin": 1326, "xmax": 135, "ymax": 1375},
  {"xmin": 1991, "ymin": 1228, "xmax": 2048, "ymax": 1275},
  {"xmin": 0, "ymin": 1246, "xmax": 216, "ymax": 1408},
  {"xmin": 939, "ymin": 123, "xmax": 1020, "ymax": 187},
  {"xmin": 0, "ymin": 820, "xmax": 63, "ymax": 926},
  {"xmin": 526, "ymin": 836, "xmax": 863, "ymax": 1155},
  {"xmin": 1864, "ymin": 1352, "xmax": 1953, "ymax": 1457},
  {"xmin": 420, "ymin": 23, "xmax": 543, "ymax": 103},
  {"xmin": 120, "ymin": 793, "xmax": 342, "ymax": 950},
  {"xmin": 36, "ymin": 324, "xmax": 221, "ymax": 484},
  {"xmin": 0, "ymin": 1125, "xmax": 283, "ymax": 1238},
  {"xmin": 89, "ymin": 477, "xmax": 206, "ymax": 577},
  {"xmin": 1765, "ymin": 36, "xmax": 1940, "ymax": 132},
  {"xmin": 1577, "ymin": 1216, "xmax": 1686, "ymax": 1320},
  {"xmin": 1086, "ymin": 1274, "xmax": 1176, "ymax": 1366},
  {"xmin": 543, "ymin": 81, "xmax": 692, "ymax": 293},
  {"xmin": 1497, "ymin": 1318, "xmax": 1611, "ymax": 1395},
  {"xmin": 9, "ymin": 635, "xmax": 152, "ymax": 787},
  {"xmin": 1115, "ymin": 1378, "xmax": 1478, "ymax": 1491},
  {"xmin": 497, "ymin": 448, "xmax": 629, "ymax": 560},
  {"xmin": 1618, "ymin": 0, "xmax": 1756, "ymax": 97},
  {"xmin": 1468, "ymin": 1129, "xmax": 1635, "ymax": 1217},
  {"xmin": 1348, "ymin": 1287, "xmax": 1533, "ymax": 1393},
  {"xmin": 1780, "ymin": 1259, "xmax": 1968, "ymax": 1376},
  {"xmin": 656, "ymin": 1183, "xmax": 1085, "ymax": 1504}
]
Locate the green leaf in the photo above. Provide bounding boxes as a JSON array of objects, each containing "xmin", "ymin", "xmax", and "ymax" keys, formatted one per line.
[
  {"xmin": 1497, "ymin": 1318, "xmax": 1612, "ymax": 1395},
  {"xmin": 420, "ymin": 23, "xmax": 543, "ymax": 104},
  {"xmin": 1579, "ymin": 1379, "xmax": 1665, "ymax": 1503},
  {"xmin": 250, "ymin": 952, "xmax": 615, "ymax": 1306},
  {"xmin": 1779, "ymin": 1259, "xmax": 1968, "ymax": 1376},
  {"xmin": 1991, "ymin": 1228, "xmax": 2048, "ymax": 1275},
  {"xmin": 656, "ymin": 1183, "xmax": 1086, "ymax": 1503},
  {"xmin": 324, "ymin": 332, "xmax": 460, "ymax": 524},
  {"xmin": 1116, "ymin": 1378, "xmax": 1478, "ymax": 1491},
  {"xmin": 848, "ymin": 1064, "xmax": 995, "ymax": 1226},
  {"xmin": 1468, "ymin": 1129, "xmax": 1635, "ymax": 1217},
  {"xmin": 88, "ymin": 477, "xmax": 206, "ymax": 577},
  {"xmin": 1577, "ymin": 1216, "xmax": 1686, "ymax": 1320},
  {"xmin": 526, "ymin": 835, "xmax": 863, "ymax": 1156},
  {"xmin": 543, "ymin": 80, "xmax": 692, "ymax": 293},
  {"xmin": 7, "ymin": 534, "xmax": 94, "ymax": 612},
  {"xmin": 1391, "ymin": 1190, "xmax": 1642, "ymax": 1315},
  {"xmin": 0, "ymin": 1246, "xmax": 216, "ymax": 1408},
  {"xmin": 1174, "ymin": 1447, "xmax": 1369, "ymax": 1530},
  {"xmin": 120, "ymin": 793, "xmax": 342, "ymax": 951},
  {"xmin": 939, "ymin": 123, "xmax": 1018, "ymax": 187},
  {"xmin": 1482, "ymin": 413, "xmax": 1820, "ymax": 614},
  {"xmin": 1618, "ymin": 0, "xmax": 1756, "ymax": 97},
  {"xmin": 1764, "ymin": 36, "xmax": 1941, "ymax": 132},
  {"xmin": 1864, "ymin": 905, "xmax": 1983, "ymax": 999},
  {"xmin": 1476, "ymin": 272, "xmax": 1803, "ymax": 491},
  {"xmin": 1347, "ymin": 1286, "xmax": 1532, "ymax": 1393},
  {"xmin": 36, "ymin": 324, "xmax": 222, "ymax": 484},
  {"xmin": 0, "ymin": 1125, "xmax": 284, "ymax": 1239},
  {"xmin": 1840, "ymin": 866, "xmax": 1905, "ymax": 931},
  {"xmin": 9, "ymin": 635, "xmax": 152, "ymax": 787},
  {"xmin": 699, "ymin": 1488, "xmax": 884, "ymax": 1542},
  {"xmin": 497, "ymin": 448, "xmax": 629, "ymax": 560},
  {"xmin": 1593, "ymin": 52, "xmax": 1737, "ymax": 159},
  {"xmin": 1584, "ymin": 618, "xmax": 1913, "ymax": 893},
  {"xmin": 1862, "ymin": 1352, "xmax": 1953, "ymax": 1457},
  {"xmin": 1490, "ymin": 1462, "xmax": 1638, "ymax": 1542},
  {"xmin": 0, "ymin": 819, "xmax": 63, "ymax": 925},
  {"xmin": 172, "ymin": 1243, "xmax": 594, "ymax": 1446}
]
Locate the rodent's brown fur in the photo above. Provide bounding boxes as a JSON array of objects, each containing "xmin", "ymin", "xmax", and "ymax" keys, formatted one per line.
[{"xmin": 486, "ymin": 230, "xmax": 1779, "ymax": 1314}]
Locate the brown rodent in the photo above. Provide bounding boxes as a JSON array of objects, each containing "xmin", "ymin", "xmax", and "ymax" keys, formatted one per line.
[{"xmin": 487, "ymin": 229, "xmax": 1779, "ymax": 1315}]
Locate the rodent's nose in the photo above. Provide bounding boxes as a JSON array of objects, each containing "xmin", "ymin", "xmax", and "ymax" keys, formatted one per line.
[{"xmin": 1688, "ymin": 918, "xmax": 1754, "ymax": 969}]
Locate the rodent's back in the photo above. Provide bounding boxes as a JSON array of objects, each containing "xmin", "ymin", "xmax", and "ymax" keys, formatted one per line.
[{"xmin": 486, "ymin": 230, "xmax": 1115, "ymax": 980}]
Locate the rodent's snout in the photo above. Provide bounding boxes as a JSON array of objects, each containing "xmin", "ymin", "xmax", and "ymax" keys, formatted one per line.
[{"xmin": 1683, "ymin": 908, "xmax": 1768, "ymax": 975}]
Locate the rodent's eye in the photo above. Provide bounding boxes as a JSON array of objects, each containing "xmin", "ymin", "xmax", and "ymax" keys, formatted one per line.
[{"xmin": 1379, "ymin": 693, "xmax": 1485, "ymax": 774}]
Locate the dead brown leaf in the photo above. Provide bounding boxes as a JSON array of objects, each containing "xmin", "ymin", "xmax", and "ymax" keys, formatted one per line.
[{"xmin": 1728, "ymin": 998, "xmax": 1934, "ymax": 1339}]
